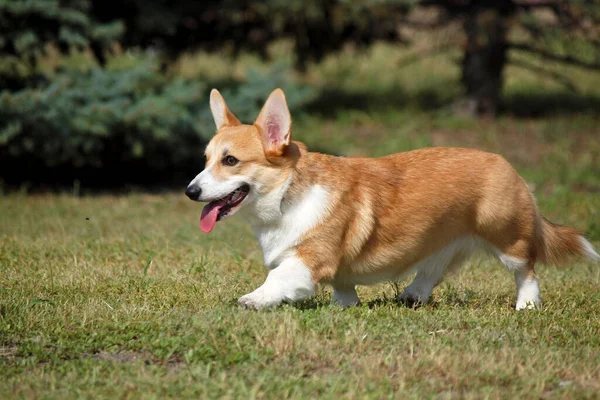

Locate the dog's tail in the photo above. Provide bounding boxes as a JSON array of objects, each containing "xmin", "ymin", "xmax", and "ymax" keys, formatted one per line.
[{"xmin": 536, "ymin": 216, "xmax": 599, "ymax": 265}]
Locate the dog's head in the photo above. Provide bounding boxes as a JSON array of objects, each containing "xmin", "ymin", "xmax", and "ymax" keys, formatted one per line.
[{"xmin": 186, "ymin": 89, "xmax": 299, "ymax": 232}]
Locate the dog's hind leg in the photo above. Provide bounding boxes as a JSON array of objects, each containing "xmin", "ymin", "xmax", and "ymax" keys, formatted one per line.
[
  {"xmin": 332, "ymin": 283, "xmax": 359, "ymax": 307},
  {"xmin": 493, "ymin": 243, "xmax": 540, "ymax": 310},
  {"xmin": 485, "ymin": 228, "xmax": 540, "ymax": 310},
  {"xmin": 399, "ymin": 239, "xmax": 472, "ymax": 305},
  {"xmin": 513, "ymin": 262, "xmax": 540, "ymax": 310}
]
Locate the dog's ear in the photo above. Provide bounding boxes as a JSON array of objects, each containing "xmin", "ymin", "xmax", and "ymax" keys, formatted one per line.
[
  {"xmin": 255, "ymin": 89, "xmax": 291, "ymax": 157},
  {"xmin": 210, "ymin": 89, "xmax": 241, "ymax": 130}
]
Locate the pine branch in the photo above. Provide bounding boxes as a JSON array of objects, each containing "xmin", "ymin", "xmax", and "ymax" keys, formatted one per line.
[
  {"xmin": 509, "ymin": 58, "xmax": 577, "ymax": 92},
  {"xmin": 418, "ymin": 0, "xmax": 559, "ymax": 8},
  {"xmin": 510, "ymin": 43, "xmax": 600, "ymax": 71},
  {"xmin": 512, "ymin": 0, "xmax": 560, "ymax": 7}
]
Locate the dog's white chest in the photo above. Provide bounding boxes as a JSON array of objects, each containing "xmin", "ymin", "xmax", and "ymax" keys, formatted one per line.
[{"xmin": 253, "ymin": 185, "xmax": 329, "ymax": 268}]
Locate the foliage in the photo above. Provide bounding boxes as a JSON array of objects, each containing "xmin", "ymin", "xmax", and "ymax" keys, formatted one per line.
[
  {"xmin": 90, "ymin": 0, "xmax": 408, "ymax": 69},
  {"xmin": 87, "ymin": 0, "xmax": 600, "ymax": 78},
  {"xmin": 418, "ymin": 0, "xmax": 600, "ymax": 115},
  {"xmin": 1, "ymin": 0, "xmax": 599, "ymax": 185},
  {"xmin": 0, "ymin": 61, "xmax": 315, "ymax": 184},
  {"xmin": 201, "ymin": 63, "xmax": 316, "ymax": 124},
  {"xmin": 0, "ymin": 63, "xmax": 204, "ymax": 170},
  {"xmin": 0, "ymin": 0, "xmax": 123, "ymax": 89}
]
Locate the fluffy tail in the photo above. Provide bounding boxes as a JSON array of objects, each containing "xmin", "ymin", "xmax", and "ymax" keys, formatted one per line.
[{"xmin": 537, "ymin": 216, "xmax": 600, "ymax": 265}]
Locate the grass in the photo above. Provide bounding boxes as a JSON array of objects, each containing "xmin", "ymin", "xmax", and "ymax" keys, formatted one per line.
[
  {"xmin": 2, "ymin": 35, "xmax": 600, "ymax": 398},
  {"xmin": 2, "ymin": 119, "xmax": 600, "ymax": 398},
  {"xmin": 1, "ymin": 189, "xmax": 599, "ymax": 399}
]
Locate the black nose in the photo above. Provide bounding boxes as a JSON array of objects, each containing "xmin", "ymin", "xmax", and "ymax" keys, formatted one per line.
[{"xmin": 185, "ymin": 185, "xmax": 201, "ymax": 200}]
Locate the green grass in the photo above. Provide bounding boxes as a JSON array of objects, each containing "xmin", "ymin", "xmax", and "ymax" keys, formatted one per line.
[
  {"xmin": 3, "ymin": 38, "xmax": 600, "ymax": 398},
  {"xmin": 1, "ymin": 189, "xmax": 599, "ymax": 399},
  {"xmin": 2, "ymin": 116, "xmax": 600, "ymax": 398}
]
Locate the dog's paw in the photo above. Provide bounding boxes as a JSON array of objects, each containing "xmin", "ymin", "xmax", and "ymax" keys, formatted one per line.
[
  {"xmin": 515, "ymin": 299, "xmax": 541, "ymax": 310},
  {"xmin": 238, "ymin": 290, "xmax": 280, "ymax": 310},
  {"xmin": 398, "ymin": 291, "xmax": 428, "ymax": 308}
]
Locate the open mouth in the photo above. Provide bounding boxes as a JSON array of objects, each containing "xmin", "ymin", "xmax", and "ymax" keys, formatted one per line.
[{"xmin": 200, "ymin": 184, "xmax": 250, "ymax": 233}]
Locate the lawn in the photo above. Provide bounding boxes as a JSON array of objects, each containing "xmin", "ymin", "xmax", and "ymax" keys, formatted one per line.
[{"xmin": 2, "ymin": 42, "xmax": 600, "ymax": 398}]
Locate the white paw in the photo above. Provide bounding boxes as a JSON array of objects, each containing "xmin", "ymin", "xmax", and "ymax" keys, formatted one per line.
[
  {"xmin": 514, "ymin": 277, "xmax": 540, "ymax": 310},
  {"xmin": 515, "ymin": 299, "xmax": 541, "ymax": 310},
  {"xmin": 238, "ymin": 289, "xmax": 280, "ymax": 310}
]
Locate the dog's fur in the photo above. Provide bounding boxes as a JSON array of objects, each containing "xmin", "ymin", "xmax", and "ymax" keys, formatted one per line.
[{"xmin": 186, "ymin": 89, "xmax": 600, "ymax": 310}]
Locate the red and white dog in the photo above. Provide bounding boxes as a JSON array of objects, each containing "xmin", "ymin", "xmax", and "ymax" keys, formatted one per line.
[{"xmin": 185, "ymin": 89, "xmax": 599, "ymax": 310}]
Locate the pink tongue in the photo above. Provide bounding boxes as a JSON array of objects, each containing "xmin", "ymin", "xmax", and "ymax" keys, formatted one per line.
[{"xmin": 200, "ymin": 201, "xmax": 225, "ymax": 233}]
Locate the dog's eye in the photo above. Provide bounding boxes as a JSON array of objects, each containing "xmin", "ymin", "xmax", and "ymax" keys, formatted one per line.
[{"xmin": 222, "ymin": 155, "xmax": 239, "ymax": 166}]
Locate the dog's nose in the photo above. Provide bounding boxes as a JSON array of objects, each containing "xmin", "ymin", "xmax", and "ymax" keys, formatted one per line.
[{"xmin": 185, "ymin": 185, "xmax": 202, "ymax": 200}]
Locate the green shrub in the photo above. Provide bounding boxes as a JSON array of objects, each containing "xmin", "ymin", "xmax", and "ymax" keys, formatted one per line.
[
  {"xmin": 0, "ymin": 0, "xmax": 123, "ymax": 89},
  {"xmin": 0, "ymin": 63, "xmax": 204, "ymax": 169},
  {"xmin": 0, "ymin": 60, "xmax": 315, "ymax": 186}
]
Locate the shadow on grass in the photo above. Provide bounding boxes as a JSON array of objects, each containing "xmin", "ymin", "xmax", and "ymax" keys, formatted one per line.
[
  {"xmin": 502, "ymin": 92, "xmax": 600, "ymax": 117},
  {"xmin": 304, "ymin": 85, "xmax": 454, "ymax": 117},
  {"xmin": 305, "ymin": 85, "xmax": 600, "ymax": 119},
  {"xmin": 366, "ymin": 296, "xmax": 425, "ymax": 310},
  {"xmin": 365, "ymin": 287, "xmax": 486, "ymax": 310},
  {"xmin": 228, "ymin": 291, "xmax": 514, "ymax": 311},
  {"xmin": 227, "ymin": 297, "xmax": 327, "ymax": 311}
]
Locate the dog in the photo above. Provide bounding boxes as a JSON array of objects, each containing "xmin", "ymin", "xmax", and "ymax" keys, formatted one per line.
[{"xmin": 185, "ymin": 88, "xmax": 599, "ymax": 310}]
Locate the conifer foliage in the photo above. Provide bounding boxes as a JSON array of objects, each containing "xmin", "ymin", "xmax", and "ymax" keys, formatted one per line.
[
  {"xmin": 0, "ymin": 60, "xmax": 314, "ymax": 185},
  {"xmin": 0, "ymin": 1, "xmax": 314, "ymax": 186},
  {"xmin": 0, "ymin": 0, "xmax": 123, "ymax": 89},
  {"xmin": 2, "ymin": 0, "xmax": 599, "ymax": 186}
]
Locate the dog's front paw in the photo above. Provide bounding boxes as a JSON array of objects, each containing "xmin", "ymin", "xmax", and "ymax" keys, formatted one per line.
[
  {"xmin": 515, "ymin": 299, "xmax": 541, "ymax": 310},
  {"xmin": 238, "ymin": 289, "xmax": 280, "ymax": 310}
]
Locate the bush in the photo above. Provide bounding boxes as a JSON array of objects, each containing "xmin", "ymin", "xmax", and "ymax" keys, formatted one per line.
[
  {"xmin": 0, "ymin": 61, "xmax": 315, "ymax": 187},
  {"xmin": 0, "ymin": 0, "xmax": 123, "ymax": 89}
]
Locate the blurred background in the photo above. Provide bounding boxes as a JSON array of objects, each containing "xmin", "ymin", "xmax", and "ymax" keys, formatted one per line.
[
  {"xmin": 3, "ymin": 3, "xmax": 600, "ymax": 395},
  {"xmin": 0, "ymin": 0, "xmax": 599, "ymax": 192}
]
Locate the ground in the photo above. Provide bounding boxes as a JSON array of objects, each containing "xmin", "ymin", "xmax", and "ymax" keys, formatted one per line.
[{"xmin": 2, "ymin": 41, "xmax": 600, "ymax": 398}]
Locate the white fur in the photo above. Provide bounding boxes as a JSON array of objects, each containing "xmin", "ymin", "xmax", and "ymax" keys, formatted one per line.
[
  {"xmin": 579, "ymin": 236, "xmax": 600, "ymax": 261},
  {"xmin": 189, "ymin": 167, "xmax": 247, "ymax": 202},
  {"xmin": 496, "ymin": 253, "xmax": 528, "ymax": 271},
  {"xmin": 494, "ymin": 251, "xmax": 539, "ymax": 309},
  {"xmin": 514, "ymin": 271, "xmax": 541, "ymax": 310},
  {"xmin": 399, "ymin": 237, "xmax": 479, "ymax": 303},
  {"xmin": 237, "ymin": 184, "xmax": 329, "ymax": 309},
  {"xmin": 239, "ymin": 174, "xmax": 293, "ymax": 225},
  {"xmin": 332, "ymin": 285, "xmax": 360, "ymax": 307},
  {"xmin": 250, "ymin": 184, "xmax": 329, "ymax": 268},
  {"xmin": 238, "ymin": 256, "xmax": 316, "ymax": 309}
]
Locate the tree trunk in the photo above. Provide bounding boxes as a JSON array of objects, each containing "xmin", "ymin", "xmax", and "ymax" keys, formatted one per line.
[{"xmin": 460, "ymin": 8, "xmax": 511, "ymax": 117}]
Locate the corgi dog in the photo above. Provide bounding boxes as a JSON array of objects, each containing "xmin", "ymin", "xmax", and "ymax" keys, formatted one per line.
[{"xmin": 185, "ymin": 88, "xmax": 599, "ymax": 310}]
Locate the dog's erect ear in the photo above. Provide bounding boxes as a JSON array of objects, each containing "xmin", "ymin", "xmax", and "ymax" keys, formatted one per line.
[
  {"xmin": 210, "ymin": 89, "xmax": 241, "ymax": 130},
  {"xmin": 255, "ymin": 89, "xmax": 291, "ymax": 157}
]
